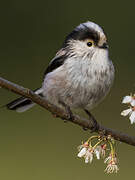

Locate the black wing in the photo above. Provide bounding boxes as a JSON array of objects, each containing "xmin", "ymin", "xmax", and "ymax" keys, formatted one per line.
[{"xmin": 44, "ymin": 50, "xmax": 68, "ymax": 77}]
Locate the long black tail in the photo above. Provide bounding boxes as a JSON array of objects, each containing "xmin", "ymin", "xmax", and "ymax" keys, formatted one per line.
[{"xmin": 6, "ymin": 88, "xmax": 43, "ymax": 112}]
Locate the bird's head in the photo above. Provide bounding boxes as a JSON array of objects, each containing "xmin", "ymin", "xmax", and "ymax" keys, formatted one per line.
[{"xmin": 63, "ymin": 21, "xmax": 108, "ymax": 60}]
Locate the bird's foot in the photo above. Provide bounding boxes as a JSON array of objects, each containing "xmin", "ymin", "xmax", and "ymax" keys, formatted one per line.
[
  {"xmin": 59, "ymin": 100, "xmax": 74, "ymax": 121},
  {"xmin": 84, "ymin": 109, "xmax": 99, "ymax": 133}
]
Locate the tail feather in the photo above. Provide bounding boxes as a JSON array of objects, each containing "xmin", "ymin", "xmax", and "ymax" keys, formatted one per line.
[
  {"xmin": 6, "ymin": 97, "xmax": 34, "ymax": 112},
  {"xmin": 6, "ymin": 88, "xmax": 43, "ymax": 113}
]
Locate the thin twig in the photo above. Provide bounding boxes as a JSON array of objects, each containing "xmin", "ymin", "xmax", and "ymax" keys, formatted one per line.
[{"xmin": 0, "ymin": 77, "xmax": 135, "ymax": 146}]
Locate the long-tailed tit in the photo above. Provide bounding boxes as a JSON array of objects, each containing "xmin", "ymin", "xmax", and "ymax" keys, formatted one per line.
[{"xmin": 6, "ymin": 21, "xmax": 115, "ymax": 128}]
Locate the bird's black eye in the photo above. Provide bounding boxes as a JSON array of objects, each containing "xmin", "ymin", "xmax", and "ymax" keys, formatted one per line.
[{"xmin": 87, "ymin": 41, "xmax": 93, "ymax": 47}]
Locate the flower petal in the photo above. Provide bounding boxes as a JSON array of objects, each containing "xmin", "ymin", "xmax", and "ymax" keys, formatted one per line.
[
  {"xmin": 85, "ymin": 156, "xmax": 89, "ymax": 163},
  {"xmin": 89, "ymin": 154, "xmax": 93, "ymax": 163},
  {"xmin": 94, "ymin": 147, "xmax": 101, "ymax": 159},
  {"xmin": 104, "ymin": 156, "xmax": 111, "ymax": 164},
  {"xmin": 122, "ymin": 96, "xmax": 132, "ymax": 104},
  {"xmin": 121, "ymin": 108, "xmax": 132, "ymax": 116},
  {"xmin": 77, "ymin": 147, "xmax": 87, "ymax": 157},
  {"xmin": 95, "ymin": 151, "xmax": 100, "ymax": 159},
  {"xmin": 104, "ymin": 164, "xmax": 119, "ymax": 174},
  {"xmin": 129, "ymin": 111, "xmax": 135, "ymax": 124},
  {"xmin": 131, "ymin": 99, "xmax": 135, "ymax": 106}
]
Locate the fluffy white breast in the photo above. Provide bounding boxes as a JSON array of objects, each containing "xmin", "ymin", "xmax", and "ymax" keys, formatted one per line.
[
  {"xmin": 65, "ymin": 48, "xmax": 112, "ymax": 86},
  {"xmin": 63, "ymin": 48, "xmax": 114, "ymax": 109}
]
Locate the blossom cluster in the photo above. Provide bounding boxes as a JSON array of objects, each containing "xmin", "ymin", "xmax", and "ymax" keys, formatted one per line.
[
  {"xmin": 121, "ymin": 94, "xmax": 135, "ymax": 124},
  {"xmin": 77, "ymin": 135, "xmax": 119, "ymax": 174}
]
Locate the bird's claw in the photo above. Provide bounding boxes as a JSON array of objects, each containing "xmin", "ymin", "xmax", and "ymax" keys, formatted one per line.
[{"xmin": 84, "ymin": 109, "xmax": 99, "ymax": 133}]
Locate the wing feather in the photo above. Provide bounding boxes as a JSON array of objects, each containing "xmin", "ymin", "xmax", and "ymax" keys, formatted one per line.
[{"xmin": 44, "ymin": 49, "xmax": 67, "ymax": 77}]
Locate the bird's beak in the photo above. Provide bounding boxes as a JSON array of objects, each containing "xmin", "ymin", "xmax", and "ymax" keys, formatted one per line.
[{"xmin": 98, "ymin": 42, "xmax": 109, "ymax": 49}]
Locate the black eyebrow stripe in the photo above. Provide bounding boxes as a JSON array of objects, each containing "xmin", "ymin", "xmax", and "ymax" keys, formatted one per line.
[{"xmin": 63, "ymin": 26, "xmax": 100, "ymax": 46}]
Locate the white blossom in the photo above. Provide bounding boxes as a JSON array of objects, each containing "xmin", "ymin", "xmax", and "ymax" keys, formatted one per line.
[
  {"xmin": 94, "ymin": 144, "xmax": 106, "ymax": 159},
  {"xmin": 104, "ymin": 162, "xmax": 119, "ymax": 173},
  {"xmin": 94, "ymin": 146, "xmax": 101, "ymax": 159},
  {"xmin": 104, "ymin": 155, "xmax": 112, "ymax": 164},
  {"xmin": 77, "ymin": 147, "xmax": 87, "ymax": 157},
  {"xmin": 122, "ymin": 95, "xmax": 135, "ymax": 106},
  {"xmin": 77, "ymin": 142, "xmax": 89, "ymax": 158},
  {"xmin": 131, "ymin": 99, "xmax": 135, "ymax": 106},
  {"xmin": 84, "ymin": 148, "xmax": 94, "ymax": 163},
  {"xmin": 121, "ymin": 108, "xmax": 135, "ymax": 124},
  {"xmin": 122, "ymin": 96, "xmax": 132, "ymax": 104},
  {"xmin": 77, "ymin": 136, "xmax": 118, "ymax": 174},
  {"xmin": 121, "ymin": 108, "xmax": 132, "ymax": 116},
  {"xmin": 77, "ymin": 144, "xmax": 94, "ymax": 164},
  {"xmin": 104, "ymin": 153, "xmax": 117, "ymax": 164},
  {"xmin": 104, "ymin": 153, "xmax": 119, "ymax": 173},
  {"xmin": 129, "ymin": 111, "xmax": 135, "ymax": 124}
]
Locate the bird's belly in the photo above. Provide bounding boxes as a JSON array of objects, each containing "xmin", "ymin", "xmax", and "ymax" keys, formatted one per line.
[
  {"xmin": 82, "ymin": 83, "xmax": 110, "ymax": 110},
  {"xmin": 42, "ymin": 64, "xmax": 114, "ymax": 110},
  {"xmin": 65, "ymin": 78, "xmax": 111, "ymax": 109}
]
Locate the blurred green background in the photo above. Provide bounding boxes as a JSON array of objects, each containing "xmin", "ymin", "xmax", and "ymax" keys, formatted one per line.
[{"xmin": 0, "ymin": 0, "xmax": 135, "ymax": 179}]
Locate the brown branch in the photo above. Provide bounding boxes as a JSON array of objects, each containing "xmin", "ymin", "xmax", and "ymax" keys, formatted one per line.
[{"xmin": 0, "ymin": 77, "xmax": 135, "ymax": 146}]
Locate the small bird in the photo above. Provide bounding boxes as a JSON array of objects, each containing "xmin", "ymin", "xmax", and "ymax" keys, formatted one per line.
[{"xmin": 6, "ymin": 21, "xmax": 115, "ymax": 128}]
